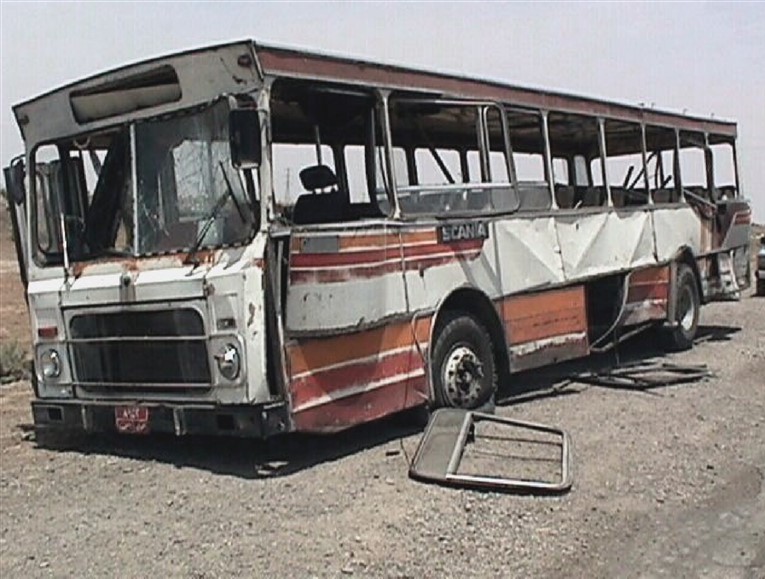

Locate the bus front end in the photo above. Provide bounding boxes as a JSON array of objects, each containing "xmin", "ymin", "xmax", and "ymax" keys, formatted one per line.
[{"xmin": 8, "ymin": 43, "xmax": 290, "ymax": 438}]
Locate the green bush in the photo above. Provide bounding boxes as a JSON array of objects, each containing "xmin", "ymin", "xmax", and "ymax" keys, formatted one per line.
[{"xmin": 0, "ymin": 341, "xmax": 29, "ymax": 383}]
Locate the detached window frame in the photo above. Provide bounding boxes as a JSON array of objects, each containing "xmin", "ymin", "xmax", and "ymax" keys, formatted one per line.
[{"xmin": 386, "ymin": 97, "xmax": 519, "ymax": 218}]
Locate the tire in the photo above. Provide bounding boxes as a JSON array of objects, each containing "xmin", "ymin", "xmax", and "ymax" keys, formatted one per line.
[
  {"xmin": 664, "ymin": 264, "xmax": 700, "ymax": 351},
  {"xmin": 756, "ymin": 279, "xmax": 765, "ymax": 297},
  {"xmin": 431, "ymin": 311, "xmax": 497, "ymax": 409}
]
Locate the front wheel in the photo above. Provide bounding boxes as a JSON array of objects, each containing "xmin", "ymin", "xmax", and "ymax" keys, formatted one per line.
[
  {"xmin": 664, "ymin": 264, "xmax": 700, "ymax": 351},
  {"xmin": 431, "ymin": 312, "xmax": 497, "ymax": 409}
]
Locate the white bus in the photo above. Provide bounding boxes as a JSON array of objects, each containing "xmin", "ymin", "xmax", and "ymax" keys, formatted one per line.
[{"xmin": 4, "ymin": 40, "xmax": 752, "ymax": 437}]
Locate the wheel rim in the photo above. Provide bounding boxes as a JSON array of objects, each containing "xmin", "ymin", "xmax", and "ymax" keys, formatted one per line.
[
  {"xmin": 678, "ymin": 284, "xmax": 696, "ymax": 332},
  {"xmin": 442, "ymin": 344, "xmax": 484, "ymax": 407}
]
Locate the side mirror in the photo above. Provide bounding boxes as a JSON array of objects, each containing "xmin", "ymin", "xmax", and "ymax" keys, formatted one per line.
[
  {"xmin": 3, "ymin": 158, "xmax": 26, "ymax": 205},
  {"xmin": 229, "ymin": 109, "xmax": 261, "ymax": 169}
]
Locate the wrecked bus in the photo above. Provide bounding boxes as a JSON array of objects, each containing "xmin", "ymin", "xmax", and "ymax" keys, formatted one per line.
[{"xmin": 4, "ymin": 41, "xmax": 752, "ymax": 438}]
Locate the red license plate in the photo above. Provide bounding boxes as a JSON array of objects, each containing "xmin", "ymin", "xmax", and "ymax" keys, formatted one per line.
[{"xmin": 115, "ymin": 405, "xmax": 150, "ymax": 434}]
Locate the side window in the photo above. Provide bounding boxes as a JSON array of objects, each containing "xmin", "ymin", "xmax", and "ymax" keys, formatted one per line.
[
  {"xmin": 507, "ymin": 109, "xmax": 550, "ymax": 211},
  {"xmin": 552, "ymin": 158, "xmax": 569, "ymax": 185},
  {"xmin": 272, "ymin": 143, "xmax": 335, "ymax": 208},
  {"xmin": 548, "ymin": 112, "xmax": 604, "ymax": 208},
  {"xmin": 645, "ymin": 125, "xmax": 680, "ymax": 204},
  {"xmin": 603, "ymin": 120, "xmax": 649, "ymax": 208},
  {"xmin": 415, "ymin": 148, "xmax": 462, "ymax": 186},
  {"xmin": 679, "ymin": 130, "xmax": 709, "ymax": 200},
  {"xmin": 388, "ymin": 100, "xmax": 517, "ymax": 215},
  {"xmin": 344, "ymin": 145, "xmax": 369, "ymax": 204},
  {"xmin": 573, "ymin": 155, "xmax": 589, "ymax": 186},
  {"xmin": 709, "ymin": 137, "xmax": 737, "ymax": 198},
  {"xmin": 486, "ymin": 107, "xmax": 510, "ymax": 184},
  {"xmin": 375, "ymin": 145, "xmax": 406, "ymax": 213},
  {"xmin": 32, "ymin": 145, "xmax": 61, "ymax": 255},
  {"xmin": 270, "ymin": 79, "xmax": 381, "ymax": 225}
]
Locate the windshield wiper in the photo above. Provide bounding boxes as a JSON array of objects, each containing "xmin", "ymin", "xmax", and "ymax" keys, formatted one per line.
[{"xmin": 184, "ymin": 162, "xmax": 248, "ymax": 264}]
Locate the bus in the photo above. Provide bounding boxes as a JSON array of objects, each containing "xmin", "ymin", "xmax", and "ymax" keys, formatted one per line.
[{"xmin": 4, "ymin": 40, "xmax": 752, "ymax": 437}]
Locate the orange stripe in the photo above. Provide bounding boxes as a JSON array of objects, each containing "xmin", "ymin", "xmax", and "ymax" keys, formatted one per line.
[
  {"xmin": 292, "ymin": 374, "xmax": 427, "ymax": 433},
  {"xmin": 292, "ymin": 229, "xmax": 438, "ymax": 254},
  {"xmin": 338, "ymin": 233, "xmax": 399, "ymax": 250},
  {"xmin": 338, "ymin": 230, "xmax": 437, "ymax": 251},
  {"xmin": 287, "ymin": 316, "xmax": 432, "ymax": 378},
  {"xmin": 500, "ymin": 286, "xmax": 587, "ymax": 345}
]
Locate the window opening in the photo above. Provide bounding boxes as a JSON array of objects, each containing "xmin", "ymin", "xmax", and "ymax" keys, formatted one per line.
[
  {"xmin": 709, "ymin": 137, "xmax": 737, "ymax": 199},
  {"xmin": 548, "ymin": 112, "xmax": 603, "ymax": 208},
  {"xmin": 645, "ymin": 125, "xmax": 680, "ymax": 203},
  {"xmin": 388, "ymin": 99, "xmax": 517, "ymax": 215},
  {"xmin": 603, "ymin": 119, "xmax": 649, "ymax": 208},
  {"xmin": 679, "ymin": 130, "xmax": 710, "ymax": 203},
  {"xmin": 507, "ymin": 109, "xmax": 550, "ymax": 211},
  {"xmin": 270, "ymin": 79, "xmax": 382, "ymax": 224}
]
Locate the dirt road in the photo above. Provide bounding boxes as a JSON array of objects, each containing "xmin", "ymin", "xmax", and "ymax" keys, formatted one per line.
[{"xmin": 1, "ymin": 210, "xmax": 764, "ymax": 577}]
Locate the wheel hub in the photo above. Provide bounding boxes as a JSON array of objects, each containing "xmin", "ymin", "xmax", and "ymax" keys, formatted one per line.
[
  {"xmin": 443, "ymin": 346, "xmax": 484, "ymax": 407},
  {"xmin": 678, "ymin": 285, "xmax": 695, "ymax": 331}
]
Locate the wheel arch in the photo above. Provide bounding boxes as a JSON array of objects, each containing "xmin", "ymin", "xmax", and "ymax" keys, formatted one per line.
[
  {"xmin": 428, "ymin": 286, "xmax": 510, "ymax": 399},
  {"xmin": 673, "ymin": 245, "xmax": 704, "ymax": 304}
]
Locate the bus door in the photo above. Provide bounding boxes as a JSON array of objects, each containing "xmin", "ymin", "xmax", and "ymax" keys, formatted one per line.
[
  {"xmin": 3, "ymin": 157, "xmax": 28, "ymax": 293},
  {"xmin": 281, "ymin": 223, "xmax": 423, "ymax": 432}
]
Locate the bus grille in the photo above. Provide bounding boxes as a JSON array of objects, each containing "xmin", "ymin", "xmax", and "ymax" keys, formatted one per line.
[{"xmin": 69, "ymin": 309, "xmax": 211, "ymax": 390}]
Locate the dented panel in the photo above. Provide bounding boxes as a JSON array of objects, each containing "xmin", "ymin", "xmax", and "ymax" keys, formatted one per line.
[
  {"xmin": 499, "ymin": 286, "xmax": 589, "ymax": 370},
  {"xmin": 287, "ymin": 317, "xmax": 432, "ymax": 432},
  {"xmin": 556, "ymin": 210, "xmax": 655, "ymax": 280}
]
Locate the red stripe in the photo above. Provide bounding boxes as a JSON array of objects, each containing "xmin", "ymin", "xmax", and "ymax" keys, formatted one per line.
[
  {"xmin": 734, "ymin": 212, "xmax": 751, "ymax": 225},
  {"xmin": 291, "ymin": 239, "xmax": 483, "ymax": 269},
  {"xmin": 292, "ymin": 374, "xmax": 427, "ymax": 433},
  {"xmin": 289, "ymin": 249, "xmax": 482, "ymax": 284},
  {"xmin": 290, "ymin": 348, "xmax": 424, "ymax": 409}
]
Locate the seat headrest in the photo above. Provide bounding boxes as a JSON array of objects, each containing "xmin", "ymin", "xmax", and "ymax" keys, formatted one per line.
[{"xmin": 299, "ymin": 165, "xmax": 338, "ymax": 192}]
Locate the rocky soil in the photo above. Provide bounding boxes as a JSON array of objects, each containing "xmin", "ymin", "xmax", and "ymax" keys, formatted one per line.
[{"xmin": 1, "ymin": 209, "xmax": 763, "ymax": 578}]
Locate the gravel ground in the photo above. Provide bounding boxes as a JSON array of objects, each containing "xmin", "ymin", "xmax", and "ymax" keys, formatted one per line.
[{"xmin": 1, "ymin": 291, "xmax": 763, "ymax": 578}]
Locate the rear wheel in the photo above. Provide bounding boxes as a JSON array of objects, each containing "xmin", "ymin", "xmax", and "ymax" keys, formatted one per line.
[
  {"xmin": 664, "ymin": 264, "xmax": 700, "ymax": 351},
  {"xmin": 431, "ymin": 311, "xmax": 497, "ymax": 409}
]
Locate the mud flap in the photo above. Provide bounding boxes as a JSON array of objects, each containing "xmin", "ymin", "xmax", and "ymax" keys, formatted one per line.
[{"xmin": 409, "ymin": 408, "xmax": 572, "ymax": 493}]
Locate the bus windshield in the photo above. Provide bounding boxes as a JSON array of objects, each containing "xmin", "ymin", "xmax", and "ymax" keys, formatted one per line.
[{"xmin": 31, "ymin": 99, "xmax": 257, "ymax": 264}]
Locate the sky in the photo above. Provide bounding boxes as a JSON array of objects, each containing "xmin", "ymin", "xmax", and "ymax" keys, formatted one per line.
[{"xmin": 1, "ymin": 1, "xmax": 763, "ymax": 221}]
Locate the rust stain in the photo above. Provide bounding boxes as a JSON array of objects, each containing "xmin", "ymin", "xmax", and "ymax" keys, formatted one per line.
[
  {"xmin": 499, "ymin": 286, "xmax": 587, "ymax": 346},
  {"xmin": 630, "ymin": 265, "xmax": 670, "ymax": 285},
  {"xmin": 72, "ymin": 249, "xmax": 221, "ymax": 278}
]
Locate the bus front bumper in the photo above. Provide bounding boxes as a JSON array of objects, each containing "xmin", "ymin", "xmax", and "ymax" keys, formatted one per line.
[{"xmin": 31, "ymin": 400, "xmax": 291, "ymax": 438}]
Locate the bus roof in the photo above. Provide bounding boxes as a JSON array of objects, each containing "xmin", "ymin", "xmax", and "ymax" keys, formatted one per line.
[{"xmin": 13, "ymin": 39, "xmax": 737, "ymax": 146}]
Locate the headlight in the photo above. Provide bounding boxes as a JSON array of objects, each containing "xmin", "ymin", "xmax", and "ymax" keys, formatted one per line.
[
  {"xmin": 39, "ymin": 349, "xmax": 61, "ymax": 379},
  {"xmin": 215, "ymin": 343, "xmax": 240, "ymax": 380}
]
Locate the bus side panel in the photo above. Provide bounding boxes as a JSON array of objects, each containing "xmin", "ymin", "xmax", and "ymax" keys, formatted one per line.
[
  {"xmin": 555, "ymin": 211, "xmax": 655, "ymax": 280},
  {"xmin": 718, "ymin": 200, "xmax": 752, "ymax": 289},
  {"xmin": 652, "ymin": 206, "xmax": 702, "ymax": 261},
  {"xmin": 499, "ymin": 286, "xmax": 589, "ymax": 372},
  {"xmin": 621, "ymin": 265, "xmax": 671, "ymax": 326},
  {"xmin": 286, "ymin": 317, "xmax": 431, "ymax": 432},
  {"xmin": 285, "ymin": 226, "xmax": 409, "ymax": 333},
  {"xmin": 284, "ymin": 225, "xmax": 430, "ymax": 432},
  {"xmin": 402, "ymin": 217, "xmax": 566, "ymax": 313}
]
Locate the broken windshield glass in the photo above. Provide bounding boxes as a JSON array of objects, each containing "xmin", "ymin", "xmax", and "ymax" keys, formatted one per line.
[{"xmin": 31, "ymin": 99, "xmax": 258, "ymax": 265}]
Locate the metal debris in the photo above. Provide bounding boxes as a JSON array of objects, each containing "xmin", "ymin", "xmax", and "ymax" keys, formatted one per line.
[
  {"xmin": 574, "ymin": 361, "xmax": 713, "ymax": 390},
  {"xmin": 409, "ymin": 409, "xmax": 572, "ymax": 494}
]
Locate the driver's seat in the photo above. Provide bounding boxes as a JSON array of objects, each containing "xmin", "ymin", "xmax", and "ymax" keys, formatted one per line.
[{"xmin": 292, "ymin": 165, "xmax": 346, "ymax": 224}]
